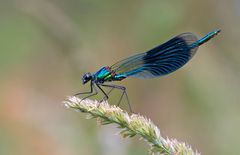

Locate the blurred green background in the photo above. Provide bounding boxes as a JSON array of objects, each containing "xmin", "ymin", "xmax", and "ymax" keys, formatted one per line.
[{"xmin": 0, "ymin": 0, "xmax": 239, "ymax": 154}]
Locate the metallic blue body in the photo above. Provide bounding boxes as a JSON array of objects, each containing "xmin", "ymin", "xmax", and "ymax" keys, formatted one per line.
[
  {"xmin": 95, "ymin": 67, "xmax": 110, "ymax": 79},
  {"xmin": 94, "ymin": 67, "xmax": 126, "ymax": 83},
  {"xmin": 191, "ymin": 29, "xmax": 221, "ymax": 48}
]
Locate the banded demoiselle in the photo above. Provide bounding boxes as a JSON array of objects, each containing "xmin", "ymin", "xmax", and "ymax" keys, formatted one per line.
[{"xmin": 75, "ymin": 29, "xmax": 221, "ymax": 111}]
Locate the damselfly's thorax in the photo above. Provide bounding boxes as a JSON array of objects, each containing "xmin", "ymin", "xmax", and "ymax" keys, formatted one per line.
[
  {"xmin": 94, "ymin": 66, "xmax": 115, "ymax": 83},
  {"xmin": 93, "ymin": 66, "xmax": 126, "ymax": 83}
]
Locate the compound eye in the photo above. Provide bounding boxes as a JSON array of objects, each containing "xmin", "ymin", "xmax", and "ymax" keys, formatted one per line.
[{"xmin": 86, "ymin": 73, "xmax": 92, "ymax": 78}]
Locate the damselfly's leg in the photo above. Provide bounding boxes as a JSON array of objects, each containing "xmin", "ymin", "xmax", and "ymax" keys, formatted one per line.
[
  {"xmin": 74, "ymin": 81, "xmax": 94, "ymax": 96},
  {"xmin": 74, "ymin": 82, "xmax": 98, "ymax": 101},
  {"xmin": 95, "ymin": 84, "xmax": 109, "ymax": 101},
  {"xmin": 80, "ymin": 84, "xmax": 98, "ymax": 101},
  {"xmin": 99, "ymin": 84, "xmax": 132, "ymax": 112},
  {"xmin": 100, "ymin": 87, "xmax": 114, "ymax": 102}
]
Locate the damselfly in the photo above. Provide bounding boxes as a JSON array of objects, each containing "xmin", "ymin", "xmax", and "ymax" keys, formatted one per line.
[{"xmin": 75, "ymin": 29, "xmax": 221, "ymax": 111}]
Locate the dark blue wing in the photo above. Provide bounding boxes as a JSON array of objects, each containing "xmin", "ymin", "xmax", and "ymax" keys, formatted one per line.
[
  {"xmin": 111, "ymin": 29, "xmax": 220, "ymax": 79},
  {"xmin": 111, "ymin": 32, "xmax": 199, "ymax": 79}
]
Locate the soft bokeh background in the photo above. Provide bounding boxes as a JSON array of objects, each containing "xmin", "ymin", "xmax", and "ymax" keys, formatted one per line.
[{"xmin": 0, "ymin": 0, "xmax": 239, "ymax": 154}]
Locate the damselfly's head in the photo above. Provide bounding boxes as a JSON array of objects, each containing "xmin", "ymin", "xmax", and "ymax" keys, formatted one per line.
[{"xmin": 82, "ymin": 72, "xmax": 92, "ymax": 84}]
